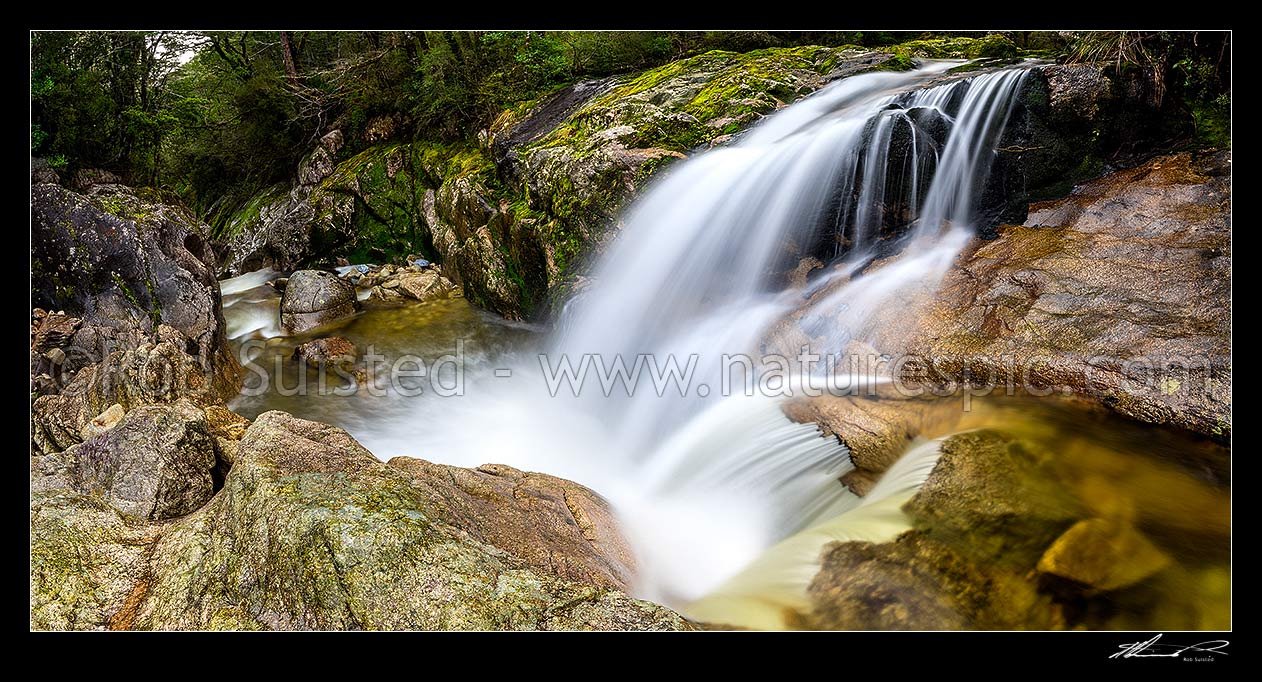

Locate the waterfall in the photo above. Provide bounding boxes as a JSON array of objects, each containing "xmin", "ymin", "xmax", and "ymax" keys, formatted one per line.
[
  {"xmin": 534, "ymin": 63, "xmax": 1028, "ymax": 605},
  {"xmin": 329, "ymin": 61, "xmax": 1032, "ymax": 618}
]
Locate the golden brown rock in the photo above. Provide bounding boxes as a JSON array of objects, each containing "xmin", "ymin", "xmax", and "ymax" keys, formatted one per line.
[
  {"xmin": 1037, "ymin": 518, "xmax": 1173, "ymax": 591},
  {"xmin": 885, "ymin": 152, "xmax": 1231, "ymax": 440}
]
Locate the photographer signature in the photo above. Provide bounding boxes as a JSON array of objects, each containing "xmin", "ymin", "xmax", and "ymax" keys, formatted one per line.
[{"xmin": 1111, "ymin": 634, "xmax": 1229, "ymax": 659}]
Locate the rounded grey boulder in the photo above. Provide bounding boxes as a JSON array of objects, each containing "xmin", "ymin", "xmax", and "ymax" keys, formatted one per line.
[{"xmin": 280, "ymin": 270, "xmax": 358, "ymax": 334}]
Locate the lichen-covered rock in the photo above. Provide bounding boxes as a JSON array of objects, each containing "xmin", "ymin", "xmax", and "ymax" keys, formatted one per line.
[
  {"xmin": 30, "ymin": 490, "xmax": 163, "ymax": 631},
  {"xmin": 34, "ymin": 400, "xmax": 218, "ymax": 521},
  {"xmin": 279, "ymin": 270, "xmax": 357, "ymax": 333},
  {"xmin": 133, "ymin": 411, "xmax": 686, "ymax": 630},
  {"xmin": 298, "ymin": 146, "xmax": 336, "ymax": 185},
  {"xmin": 32, "ymin": 410, "xmax": 689, "ymax": 631},
  {"xmin": 1037, "ymin": 518, "xmax": 1172, "ymax": 591},
  {"xmin": 387, "ymin": 459, "xmax": 638, "ymax": 590},
  {"xmin": 31, "ymin": 183, "xmax": 241, "ymax": 403},
  {"xmin": 981, "ymin": 62, "xmax": 1197, "ymax": 230}
]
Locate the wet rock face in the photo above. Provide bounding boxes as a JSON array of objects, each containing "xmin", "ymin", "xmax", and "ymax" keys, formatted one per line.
[
  {"xmin": 979, "ymin": 63, "xmax": 1197, "ymax": 236},
  {"xmin": 892, "ymin": 151, "xmax": 1231, "ymax": 440},
  {"xmin": 218, "ymin": 48, "xmax": 899, "ymax": 320},
  {"xmin": 279, "ymin": 270, "xmax": 358, "ymax": 333}
]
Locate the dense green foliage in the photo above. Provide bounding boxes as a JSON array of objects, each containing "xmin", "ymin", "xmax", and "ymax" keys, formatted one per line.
[
  {"xmin": 31, "ymin": 30, "xmax": 1231, "ymax": 223},
  {"xmin": 1066, "ymin": 32, "xmax": 1231, "ymax": 148}
]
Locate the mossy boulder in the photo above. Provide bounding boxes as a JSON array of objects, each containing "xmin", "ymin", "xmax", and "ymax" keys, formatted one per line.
[
  {"xmin": 217, "ymin": 46, "xmax": 901, "ymax": 320},
  {"xmin": 31, "ymin": 410, "xmax": 690, "ymax": 631}
]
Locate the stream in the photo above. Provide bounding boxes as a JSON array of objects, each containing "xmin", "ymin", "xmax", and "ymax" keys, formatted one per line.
[{"xmin": 221, "ymin": 60, "xmax": 1229, "ymax": 629}]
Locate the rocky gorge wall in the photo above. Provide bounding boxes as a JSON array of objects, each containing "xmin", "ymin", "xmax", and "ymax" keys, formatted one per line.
[
  {"xmin": 30, "ymin": 181, "xmax": 689, "ymax": 631},
  {"xmin": 212, "ymin": 38, "xmax": 1198, "ymax": 323},
  {"xmin": 30, "ymin": 36, "xmax": 1230, "ymax": 631}
]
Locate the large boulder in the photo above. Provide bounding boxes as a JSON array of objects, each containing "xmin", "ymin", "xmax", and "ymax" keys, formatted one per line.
[
  {"xmin": 802, "ymin": 428, "xmax": 1227, "ymax": 630},
  {"xmin": 31, "ymin": 410, "xmax": 689, "ymax": 631},
  {"xmin": 33, "ymin": 400, "xmax": 219, "ymax": 521},
  {"xmin": 279, "ymin": 270, "xmax": 358, "ymax": 334},
  {"xmin": 889, "ymin": 151, "xmax": 1231, "ymax": 440},
  {"xmin": 31, "ymin": 183, "xmax": 241, "ymax": 403}
]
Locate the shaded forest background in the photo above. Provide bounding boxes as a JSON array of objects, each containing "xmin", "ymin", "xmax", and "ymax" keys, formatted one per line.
[{"xmin": 31, "ymin": 30, "xmax": 1230, "ymax": 226}]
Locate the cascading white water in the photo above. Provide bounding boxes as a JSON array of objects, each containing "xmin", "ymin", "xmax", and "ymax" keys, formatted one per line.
[
  {"xmin": 226, "ymin": 61, "xmax": 1031, "ymax": 621},
  {"xmin": 532, "ymin": 63, "xmax": 1029, "ymax": 607}
]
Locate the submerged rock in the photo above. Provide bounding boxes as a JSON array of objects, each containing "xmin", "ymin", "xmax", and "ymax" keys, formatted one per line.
[
  {"xmin": 1037, "ymin": 518, "xmax": 1172, "ymax": 591},
  {"xmin": 904, "ymin": 430, "xmax": 1082, "ymax": 561},
  {"xmin": 292, "ymin": 336, "xmax": 357, "ymax": 367},
  {"xmin": 803, "ymin": 428, "xmax": 1217, "ymax": 630},
  {"xmin": 808, "ymin": 531, "xmax": 1061, "ymax": 630},
  {"xmin": 279, "ymin": 270, "xmax": 358, "ymax": 334}
]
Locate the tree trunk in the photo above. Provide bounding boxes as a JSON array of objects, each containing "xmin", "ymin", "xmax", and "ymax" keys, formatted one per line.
[{"xmin": 279, "ymin": 31, "xmax": 300, "ymax": 87}]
